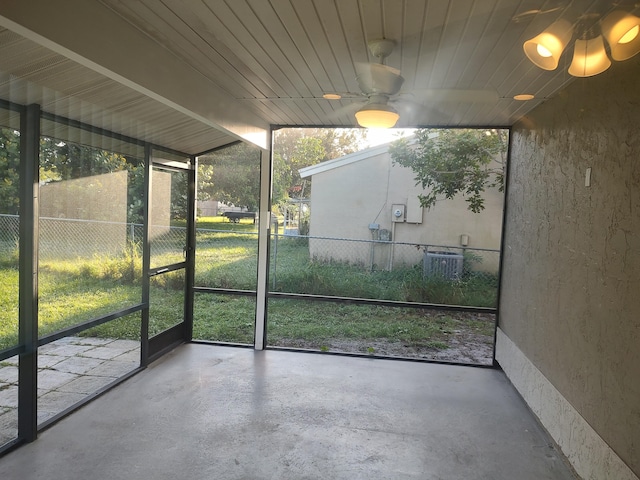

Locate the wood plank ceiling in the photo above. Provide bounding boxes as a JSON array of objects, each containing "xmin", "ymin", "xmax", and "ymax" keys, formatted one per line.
[{"xmin": 0, "ymin": 0, "xmax": 637, "ymax": 154}]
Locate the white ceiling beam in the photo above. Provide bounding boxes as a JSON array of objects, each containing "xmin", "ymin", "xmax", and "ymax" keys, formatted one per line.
[{"xmin": 0, "ymin": 0, "xmax": 270, "ymax": 150}]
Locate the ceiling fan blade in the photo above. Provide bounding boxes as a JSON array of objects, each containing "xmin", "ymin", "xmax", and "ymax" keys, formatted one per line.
[
  {"xmin": 392, "ymin": 97, "xmax": 450, "ymax": 126},
  {"xmin": 512, "ymin": 7, "xmax": 563, "ymax": 23},
  {"xmin": 410, "ymin": 89, "xmax": 499, "ymax": 103},
  {"xmin": 355, "ymin": 62, "xmax": 405, "ymax": 96},
  {"xmin": 324, "ymin": 101, "xmax": 366, "ymax": 121}
]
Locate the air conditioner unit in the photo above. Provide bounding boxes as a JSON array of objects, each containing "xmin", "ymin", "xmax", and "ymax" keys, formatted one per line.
[{"xmin": 423, "ymin": 251, "xmax": 463, "ymax": 280}]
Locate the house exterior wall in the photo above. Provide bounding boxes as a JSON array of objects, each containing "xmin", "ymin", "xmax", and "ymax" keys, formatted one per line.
[
  {"xmin": 498, "ymin": 59, "xmax": 640, "ymax": 478},
  {"xmin": 306, "ymin": 146, "xmax": 503, "ymax": 271}
]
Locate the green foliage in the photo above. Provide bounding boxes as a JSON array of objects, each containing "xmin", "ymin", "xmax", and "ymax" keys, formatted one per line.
[
  {"xmin": 39, "ymin": 135, "xmax": 146, "ymax": 223},
  {"xmin": 39, "ymin": 138, "xmax": 132, "ymax": 180},
  {"xmin": 78, "ymin": 243, "xmax": 142, "ymax": 283},
  {"xmin": 266, "ymin": 241, "xmax": 497, "ymax": 307},
  {"xmin": 298, "ymin": 208, "xmax": 310, "ymax": 236},
  {"xmin": 272, "ymin": 128, "xmax": 368, "ymax": 200},
  {"xmin": 0, "ymin": 243, "xmax": 19, "ymax": 269},
  {"xmin": 0, "ymin": 269, "xmax": 18, "ymax": 348},
  {"xmin": 462, "ymin": 249, "xmax": 483, "ymax": 278},
  {"xmin": 127, "ymin": 163, "xmax": 145, "ymax": 224},
  {"xmin": 198, "ymin": 143, "xmax": 261, "ymax": 211},
  {"xmin": 193, "ymin": 294, "xmax": 255, "ymax": 343},
  {"xmin": 264, "ymin": 300, "xmax": 491, "ymax": 351},
  {"xmin": 0, "ymin": 128, "xmax": 20, "ymax": 215},
  {"xmin": 195, "ymin": 129, "xmax": 368, "ymax": 219},
  {"xmin": 168, "ymin": 168, "xmax": 189, "ymax": 220},
  {"xmin": 80, "ymin": 313, "xmax": 141, "ymax": 341},
  {"xmin": 389, "ymin": 128, "xmax": 508, "ymax": 213},
  {"xmin": 286, "ymin": 136, "xmax": 325, "ymax": 189}
]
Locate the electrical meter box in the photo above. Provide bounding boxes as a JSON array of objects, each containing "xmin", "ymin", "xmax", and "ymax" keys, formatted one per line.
[{"xmin": 391, "ymin": 204, "xmax": 405, "ymax": 222}]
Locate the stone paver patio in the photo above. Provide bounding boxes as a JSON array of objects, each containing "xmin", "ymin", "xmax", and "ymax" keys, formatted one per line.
[{"xmin": 0, "ymin": 336, "xmax": 140, "ymax": 446}]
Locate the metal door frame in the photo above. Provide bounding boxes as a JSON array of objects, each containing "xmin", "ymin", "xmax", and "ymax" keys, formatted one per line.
[{"xmin": 142, "ymin": 148, "xmax": 196, "ymax": 364}]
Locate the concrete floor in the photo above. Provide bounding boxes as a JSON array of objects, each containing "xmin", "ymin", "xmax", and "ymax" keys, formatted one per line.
[{"xmin": 0, "ymin": 344, "xmax": 578, "ymax": 480}]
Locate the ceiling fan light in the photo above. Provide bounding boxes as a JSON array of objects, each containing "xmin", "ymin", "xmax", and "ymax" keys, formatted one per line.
[
  {"xmin": 601, "ymin": 11, "xmax": 640, "ymax": 60},
  {"xmin": 355, "ymin": 104, "xmax": 399, "ymax": 128},
  {"xmin": 523, "ymin": 19, "xmax": 573, "ymax": 70},
  {"xmin": 568, "ymin": 35, "xmax": 611, "ymax": 77}
]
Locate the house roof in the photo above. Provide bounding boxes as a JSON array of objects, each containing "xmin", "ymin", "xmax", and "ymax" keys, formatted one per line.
[{"xmin": 299, "ymin": 141, "xmax": 396, "ymax": 179}]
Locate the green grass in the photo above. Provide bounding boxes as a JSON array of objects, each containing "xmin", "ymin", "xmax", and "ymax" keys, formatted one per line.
[
  {"xmin": 0, "ymin": 216, "xmax": 497, "ymax": 353},
  {"xmin": 191, "ymin": 295, "xmax": 495, "ymax": 353},
  {"xmin": 193, "ymin": 294, "xmax": 256, "ymax": 343},
  {"xmin": 0, "ymin": 268, "xmax": 19, "ymax": 348},
  {"xmin": 267, "ymin": 301, "xmax": 448, "ymax": 344}
]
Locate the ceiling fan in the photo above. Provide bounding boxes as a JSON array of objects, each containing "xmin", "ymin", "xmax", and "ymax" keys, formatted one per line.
[
  {"xmin": 245, "ymin": 37, "xmax": 500, "ymax": 128},
  {"xmin": 347, "ymin": 38, "xmax": 405, "ymax": 128},
  {"xmin": 323, "ymin": 38, "xmax": 499, "ymax": 128}
]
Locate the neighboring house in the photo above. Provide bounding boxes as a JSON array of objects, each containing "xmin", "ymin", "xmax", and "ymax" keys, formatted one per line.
[{"xmin": 299, "ymin": 139, "xmax": 504, "ymax": 272}]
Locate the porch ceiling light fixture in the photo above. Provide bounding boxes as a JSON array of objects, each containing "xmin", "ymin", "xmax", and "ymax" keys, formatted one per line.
[
  {"xmin": 355, "ymin": 102, "xmax": 399, "ymax": 128},
  {"xmin": 523, "ymin": 10, "xmax": 640, "ymax": 77},
  {"xmin": 524, "ymin": 19, "xmax": 574, "ymax": 70},
  {"xmin": 568, "ymin": 34, "xmax": 611, "ymax": 77},
  {"xmin": 601, "ymin": 10, "xmax": 640, "ymax": 60}
]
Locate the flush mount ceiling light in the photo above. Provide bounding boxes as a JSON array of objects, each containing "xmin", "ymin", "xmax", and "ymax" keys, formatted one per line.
[{"xmin": 523, "ymin": 10, "xmax": 640, "ymax": 77}]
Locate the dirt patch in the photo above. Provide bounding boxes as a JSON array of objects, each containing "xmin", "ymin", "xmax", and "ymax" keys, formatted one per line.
[{"xmin": 275, "ymin": 311, "xmax": 495, "ymax": 366}]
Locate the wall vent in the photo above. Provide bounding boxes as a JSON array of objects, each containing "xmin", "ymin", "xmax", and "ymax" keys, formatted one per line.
[{"xmin": 423, "ymin": 251, "xmax": 463, "ymax": 280}]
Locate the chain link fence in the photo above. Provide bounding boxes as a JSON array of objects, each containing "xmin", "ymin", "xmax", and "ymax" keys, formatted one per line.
[
  {"xmin": 0, "ymin": 214, "xmax": 195, "ymax": 262},
  {"xmin": 269, "ymin": 233, "xmax": 499, "ymax": 307},
  {"xmin": 0, "ymin": 214, "xmax": 148, "ymax": 262},
  {"xmin": 1, "ymin": 215, "xmax": 500, "ymax": 307},
  {"xmin": 39, "ymin": 218, "xmax": 142, "ymax": 261},
  {"xmin": 0, "ymin": 214, "xmax": 19, "ymax": 265},
  {"xmin": 193, "ymin": 225, "xmax": 500, "ymax": 307}
]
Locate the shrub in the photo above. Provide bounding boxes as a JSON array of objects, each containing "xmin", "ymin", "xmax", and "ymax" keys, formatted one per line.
[{"xmin": 79, "ymin": 242, "xmax": 142, "ymax": 283}]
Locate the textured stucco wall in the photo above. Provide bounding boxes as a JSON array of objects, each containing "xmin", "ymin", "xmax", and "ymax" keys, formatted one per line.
[{"xmin": 500, "ymin": 59, "xmax": 640, "ymax": 476}]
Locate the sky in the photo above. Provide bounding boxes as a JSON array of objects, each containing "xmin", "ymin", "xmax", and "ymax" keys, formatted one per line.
[{"xmin": 362, "ymin": 127, "xmax": 416, "ymax": 148}]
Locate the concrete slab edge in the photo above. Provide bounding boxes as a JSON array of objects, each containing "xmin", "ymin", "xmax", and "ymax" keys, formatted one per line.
[{"xmin": 495, "ymin": 328, "xmax": 638, "ymax": 480}]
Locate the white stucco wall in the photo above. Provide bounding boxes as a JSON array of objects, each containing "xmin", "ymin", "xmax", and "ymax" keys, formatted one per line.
[{"xmin": 302, "ymin": 143, "xmax": 503, "ymax": 271}]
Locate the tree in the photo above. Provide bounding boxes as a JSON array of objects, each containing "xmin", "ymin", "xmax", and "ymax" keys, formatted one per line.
[
  {"xmin": 39, "ymin": 137, "xmax": 130, "ymax": 180},
  {"xmin": 0, "ymin": 128, "xmax": 20, "ymax": 215},
  {"xmin": 389, "ymin": 128, "xmax": 508, "ymax": 213},
  {"xmin": 195, "ymin": 129, "xmax": 368, "ymax": 214},
  {"xmin": 39, "ymin": 136, "xmax": 145, "ymax": 223},
  {"xmin": 272, "ymin": 128, "xmax": 368, "ymax": 198},
  {"xmin": 198, "ymin": 142, "xmax": 262, "ymax": 211}
]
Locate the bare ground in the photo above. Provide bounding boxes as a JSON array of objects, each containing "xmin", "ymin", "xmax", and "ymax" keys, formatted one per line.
[{"xmin": 275, "ymin": 311, "xmax": 495, "ymax": 366}]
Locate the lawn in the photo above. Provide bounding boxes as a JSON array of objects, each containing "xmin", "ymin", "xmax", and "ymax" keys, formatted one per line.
[{"xmin": 0, "ymin": 216, "xmax": 497, "ymax": 360}]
